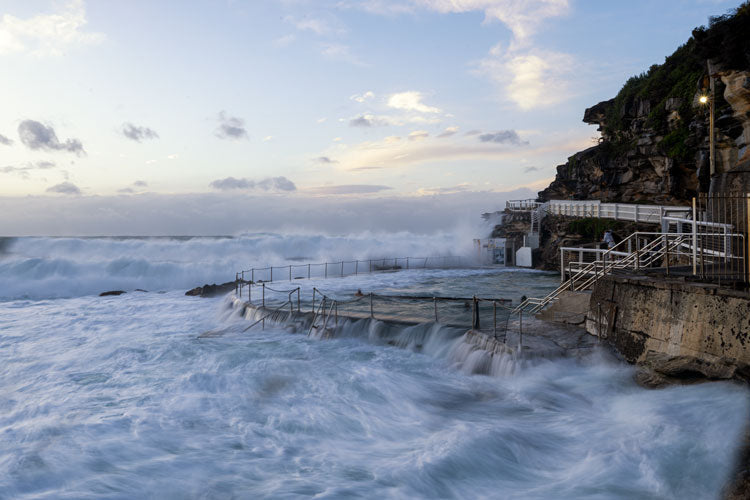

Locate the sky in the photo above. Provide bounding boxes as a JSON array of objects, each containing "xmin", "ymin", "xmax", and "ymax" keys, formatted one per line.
[{"xmin": 0, "ymin": 0, "xmax": 741, "ymax": 235}]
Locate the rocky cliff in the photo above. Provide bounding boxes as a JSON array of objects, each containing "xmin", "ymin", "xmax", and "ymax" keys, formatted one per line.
[{"xmin": 539, "ymin": 2, "xmax": 750, "ymax": 204}]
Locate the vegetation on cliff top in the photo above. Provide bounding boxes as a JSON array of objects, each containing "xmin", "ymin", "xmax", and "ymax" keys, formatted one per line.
[{"xmin": 602, "ymin": 1, "xmax": 750, "ymax": 161}]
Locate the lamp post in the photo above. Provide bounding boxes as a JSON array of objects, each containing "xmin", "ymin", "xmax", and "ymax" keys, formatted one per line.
[{"xmin": 699, "ymin": 74, "xmax": 715, "ymax": 178}]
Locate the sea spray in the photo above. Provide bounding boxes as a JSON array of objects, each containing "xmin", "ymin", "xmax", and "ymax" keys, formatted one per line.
[{"xmin": 0, "ymin": 232, "xmax": 477, "ymax": 300}]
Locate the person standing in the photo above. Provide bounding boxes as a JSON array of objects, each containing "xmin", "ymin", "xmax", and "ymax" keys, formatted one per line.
[{"xmin": 603, "ymin": 229, "xmax": 615, "ymax": 249}]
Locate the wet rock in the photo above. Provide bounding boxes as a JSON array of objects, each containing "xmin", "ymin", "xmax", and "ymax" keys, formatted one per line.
[
  {"xmin": 99, "ymin": 290, "xmax": 126, "ymax": 296},
  {"xmin": 185, "ymin": 281, "xmax": 237, "ymax": 297}
]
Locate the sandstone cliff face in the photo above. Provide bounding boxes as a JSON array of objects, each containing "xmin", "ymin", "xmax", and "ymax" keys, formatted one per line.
[{"xmin": 539, "ymin": 4, "xmax": 750, "ymax": 204}]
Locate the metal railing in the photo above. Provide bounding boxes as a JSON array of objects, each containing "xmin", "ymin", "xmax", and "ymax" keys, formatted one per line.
[
  {"xmin": 547, "ymin": 200, "xmax": 691, "ymax": 224},
  {"xmin": 518, "ymin": 230, "xmax": 746, "ymax": 314},
  {"xmin": 234, "ymin": 255, "xmax": 468, "ymax": 298},
  {"xmin": 506, "ymin": 199, "xmax": 542, "ymax": 211},
  {"xmin": 241, "ymin": 283, "xmax": 521, "ymax": 340}
]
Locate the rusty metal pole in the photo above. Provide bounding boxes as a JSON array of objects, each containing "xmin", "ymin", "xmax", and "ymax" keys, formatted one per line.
[{"xmin": 262, "ymin": 283, "xmax": 265, "ymax": 308}]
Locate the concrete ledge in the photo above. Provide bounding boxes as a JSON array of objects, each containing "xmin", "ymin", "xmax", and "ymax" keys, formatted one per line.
[{"xmin": 585, "ymin": 275, "xmax": 750, "ymax": 382}]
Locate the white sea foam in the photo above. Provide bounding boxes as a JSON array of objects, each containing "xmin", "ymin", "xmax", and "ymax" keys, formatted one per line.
[
  {"xmin": 1, "ymin": 236, "xmax": 747, "ymax": 499},
  {"xmin": 0, "ymin": 231, "xmax": 476, "ymax": 300}
]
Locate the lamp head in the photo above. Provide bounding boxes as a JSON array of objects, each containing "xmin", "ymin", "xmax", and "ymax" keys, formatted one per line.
[{"xmin": 699, "ymin": 95, "xmax": 709, "ymax": 104}]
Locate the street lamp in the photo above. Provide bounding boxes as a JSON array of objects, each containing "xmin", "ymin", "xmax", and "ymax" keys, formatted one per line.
[{"xmin": 699, "ymin": 74, "xmax": 715, "ymax": 178}]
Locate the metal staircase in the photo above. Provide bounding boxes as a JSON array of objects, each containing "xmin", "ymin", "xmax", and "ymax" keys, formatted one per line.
[{"xmin": 514, "ymin": 232, "xmax": 691, "ymax": 314}]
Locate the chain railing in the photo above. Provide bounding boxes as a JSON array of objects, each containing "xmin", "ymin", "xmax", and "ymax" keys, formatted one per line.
[
  {"xmin": 241, "ymin": 283, "xmax": 521, "ymax": 341},
  {"xmin": 234, "ymin": 255, "xmax": 469, "ymax": 298}
]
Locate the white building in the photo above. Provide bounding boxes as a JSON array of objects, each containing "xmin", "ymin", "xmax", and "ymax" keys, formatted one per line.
[{"xmin": 473, "ymin": 238, "xmax": 515, "ymax": 266}]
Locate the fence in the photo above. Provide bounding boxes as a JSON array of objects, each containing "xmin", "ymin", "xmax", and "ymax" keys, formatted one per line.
[
  {"xmin": 235, "ymin": 256, "xmax": 468, "ymax": 298},
  {"xmin": 506, "ymin": 199, "xmax": 542, "ymax": 211},
  {"xmin": 242, "ymin": 283, "xmax": 520, "ymax": 340},
  {"xmin": 547, "ymin": 199, "xmax": 691, "ymax": 224},
  {"xmin": 695, "ymin": 192, "xmax": 750, "ymax": 284}
]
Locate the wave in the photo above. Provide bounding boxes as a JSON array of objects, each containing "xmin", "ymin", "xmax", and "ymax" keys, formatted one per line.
[{"xmin": 0, "ymin": 231, "xmax": 477, "ymax": 300}]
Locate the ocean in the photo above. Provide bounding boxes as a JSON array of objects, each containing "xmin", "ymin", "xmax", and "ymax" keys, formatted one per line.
[{"xmin": 1, "ymin": 234, "xmax": 748, "ymax": 499}]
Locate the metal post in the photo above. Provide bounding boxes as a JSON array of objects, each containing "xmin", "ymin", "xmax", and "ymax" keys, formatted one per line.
[
  {"xmin": 369, "ymin": 260, "xmax": 372, "ymax": 273},
  {"xmin": 297, "ymin": 288, "xmax": 300, "ymax": 312},
  {"xmin": 270, "ymin": 267, "xmax": 273, "ymax": 282},
  {"xmin": 560, "ymin": 249, "xmax": 565, "ymax": 282},
  {"xmin": 355, "ymin": 261, "xmax": 358, "ymax": 275},
  {"xmin": 370, "ymin": 293, "xmax": 374, "ymax": 319},
  {"xmin": 236, "ymin": 272, "xmax": 239, "ymax": 296},
  {"xmin": 664, "ymin": 234, "xmax": 669, "ymax": 275},
  {"xmin": 289, "ymin": 265, "xmax": 292, "ymax": 281},
  {"xmin": 251, "ymin": 268, "xmax": 254, "ymax": 283},
  {"xmin": 335, "ymin": 302, "xmax": 338, "ymax": 327},
  {"xmin": 710, "ymin": 75, "xmax": 715, "ymax": 177},
  {"xmin": 308, "ymin": 263, "xmax": 311, "ymax": 279},
  {"xmin": 569, "ymin": 261, "xmax": 573, "ymax": 291},
  {"xmin": 635, "ymin": 237, "xmax": 640, "ymax": 271},
  {"xmin": 325, "ymin": 263, "xmax": 328, "ymax": 278},
  {"xmin": 472, "ymin": 296, "xmax": 480, "ymax": 330},
  {"xmin": 692, "ymin": 197, "xmax": 698, "ymax": 276},
  {"xmin": 262, "ymin": 283, "xmax": 265, "ymax": 308},
  {"xmin": 240, "ymin": 271, "xmax": 243, "ymax": 298},
  {"xmin": 493, "ymin": 301, "xmax": 497, "ymax": 338},
  {"xmin": 249, "ymin": 282, "xmax": 251, "ymax": 303},
  {"xmin": 341, "ymin": 261, "xmax": 344, "ymax": 276},
  {"xmin": 312, "ymin": 288, "xmax": 316, "ymax": 314}
]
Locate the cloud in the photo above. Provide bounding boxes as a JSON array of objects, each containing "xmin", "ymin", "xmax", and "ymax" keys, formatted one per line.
[
  {"xmin": 408, "ymin": 130, "xmax": 429, "ymax": 141},
  {"xmin": 121, "ymin": 122, "xmax": 159, "ymax": 142},
  {"xmin": 351, "ymin": 91, "xmax": 375, "ymax": 103},
  {"xmin": 464, "ymin": 129, "xmax": 482, "ymax": 136},
  {"xmin": 356, "ymin": 1, "xmax": 573, "ymax": 110},
  {"xmin": 409, "ymin": 0, "xmax": 568, "ymax": 43},
  {"xmin": 46, "ymin": 181, "xmax": 81, "ymax": 195},
  {"xmin": 166, "ymin": 154, "xmax": 178, "ymax": 160},
  {"xmin": 479, "ymin": 45, "xmax": 575, "ymax": 110},
  {"xmin": 416, "ymin": 184, "xmax": 471, "ymax": 195},
  {"xmin": 349, "ymin": 114, "xmax": 388, "ymax": 128},
  {"xmin": 0, "ymin": 0, "xmax": 105, "ymax": 56},
  {"xmin": 0, "ymin": 188, "xmax": 539, "ymax": 236},
  {"xmin": 305, "ymin": 184, "xmax": 393, "ymax": 195},
  {"xmin": 0, "ymin": 161, "xmax": 56, "ymax": 179},
  {"xmin": 523, "ymin": 166, "xmax": 540, "ymax": 173},
  {"xmin": 18, "ymin": 120, "xmax": 85, "ymax": 155},
  {"xmin": 0, "ymin": 133, "xmax": 12, "ymax": 145},
  {"xmin": 215, "ymin": 111, "xmax": 248, "ymax": 140},
  {"xmin": 274, "ymin": 34, "xmax": 296, "ymax": 47},
  {"xmin": 118, "ymin": 180, "xmax": 148, "ymax": 194},
  {"xmin": 209, "ymin": 176, "xmax": 296, "ymax": 192},
  {"xmin": 437, "ymin": 126, "xmax": 459, "ymax": 138},
  {"xmin": 478, "ymin": 130, "xmax": 527, "ymax": 145},
  {"xmin": 387, "ymin": 91, "xmax": 440, "ymax": 113},
  {"xmin": 315, "ymin": 156, "xmax": 338, "ymax": 164},
  {"xmin": 320, "ymin": 43, "xmax": 364, "ymax": 65}
]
